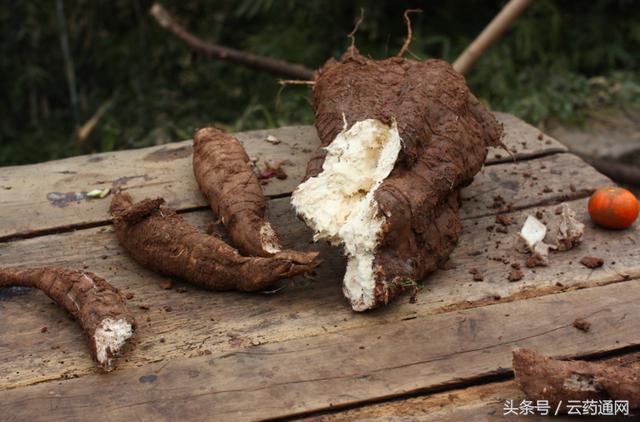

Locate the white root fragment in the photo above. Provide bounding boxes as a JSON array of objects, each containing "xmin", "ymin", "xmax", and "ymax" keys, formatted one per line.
[
  {"xmin": 515, "ymin": 215, "xmax": 552, "ymax": 265},
  {"xmin": 556, "ymin": 203, "xmax": 585, "ymax": 251},
  {"xmin": 532, "ymin": 242, "xmax": 551, "ymax": 265},
  {"xmin": 265, "ymin": 135, "xmax": 281, "ymax": 145},
  {"xmin": 516, "ymin": 215, "xmax": 547, "ymax": 251},
  {"xmin": 259, "ymin": 222, "xmax": 282, "ymax": 254},
  {"xmin": 292, "ymin": 119, "xmax": 402, "ymax": 311},
  {"xmin": 93, "ymin": 317, "xmax": 134, "ymax": 371}
]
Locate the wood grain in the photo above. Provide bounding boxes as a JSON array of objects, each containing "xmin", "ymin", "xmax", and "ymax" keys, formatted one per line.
[
  {"xmin": 308, "ymin": 381, "xmax": 529, "ymax": 421},
  {"xmin": 0, "ymin": 126, "xmax": 317, "ymax": 241},
  {"xmin": 459, "ymin": 152, "xmax": 608, "ymax": 220},
  {"xmin": 309, "ymin": 353, "xmax": 640, "ymax": 421},
  {"xmin": 1, "ymin": 192, "xmax": 638, "ymax": 391},
  {"xmin": 1, "ymin": 280, "xmax": 638, "ymax": 422},
  {"xmin": 0, "ymin": 113, "xmax": 565, "ymax": 240}
]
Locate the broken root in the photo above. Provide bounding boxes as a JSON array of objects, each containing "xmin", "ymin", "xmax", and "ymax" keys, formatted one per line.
[
  {"xmin": 294, "ymin": 47, "xmax": 502, "ymax": 311},
  {"xmin": 0, "ymin": 266, "xmax": 135, "ymax": 371},
  {"xmin": 110, "ymin": 192, "xmax": 319, "ymax": 292},
  {"xmin": 513, "ymin": 349, "xmax": 640, "ymax": 411}
]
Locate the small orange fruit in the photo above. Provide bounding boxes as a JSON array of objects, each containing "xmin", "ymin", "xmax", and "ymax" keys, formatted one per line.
[{"xmin": 588, "ymin": 187, "xmax": 639, "ymax": 229}]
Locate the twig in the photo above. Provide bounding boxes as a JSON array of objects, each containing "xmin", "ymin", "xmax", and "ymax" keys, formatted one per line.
[
  {"xmin": 150, "ymin": 3, "xmax": 314, "ymax": 80},
  {"xmin": 76, "ymin": 99, "xmax": 114, "ymax": 144},
  {"xmin": 453, "ymin": 0, "xmax": 533, "ymax": 74},
  {"xmin": 56, "ymin": 0, "xmax": 79, "ymax": 129},
  {"xmin": 397, "ymin": 9, "xmax": 422, "ymax": 57}
]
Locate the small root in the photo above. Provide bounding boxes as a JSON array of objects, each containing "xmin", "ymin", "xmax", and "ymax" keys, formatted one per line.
[
  {"xmin": 278, "ymin": 79, "xmax": 316, "ymax": 86},
  {"xmin": 348, "ymin": 8, "xmax": 365, "ymax": 48},
  {"xmin": 397, "ymin": 9, "xmax": 422, "ymax": 57}
]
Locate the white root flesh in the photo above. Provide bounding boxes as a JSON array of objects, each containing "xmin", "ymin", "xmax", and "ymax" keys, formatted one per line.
[
  {"xmin": 516, "ymin": 215, "xmax": 552, "ymax": 265},
  {"xmin": 259, "ymin": 222, "xmax": 282, "ymax": 254},
  {"xmin": 93, "ymin": 317, "xmax": 134, "ymax": 370},
  {"xmin": 292, "ymin": 119, "xmax": 402, "ymax": 311}
]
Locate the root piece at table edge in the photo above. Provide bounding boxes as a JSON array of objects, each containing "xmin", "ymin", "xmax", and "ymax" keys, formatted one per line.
[
  {"xmin": 512, "ymin": 348, "xmax": 640, "ymax": 412},
  {"xmin": 0, "ymin": 266, "xmax": 135, "ymax": 371}
]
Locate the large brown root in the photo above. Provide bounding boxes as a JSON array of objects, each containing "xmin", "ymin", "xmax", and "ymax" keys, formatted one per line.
[
  {"xmin": 513, "ymin": 349, "xmax": 640, "ymax": 411},
  {"xmin": 193, "ymin": 127, "xmax": 293, "ymax": 258},
  {"xmin": 293, "ymin": 47, "xmax": 502, "ymax": 311},
  {"xmin": 0, "ymin": 266, "xmax": 135, "ymax": 371},
  {"xmin": 110, "ymin": 192, "xmax": 319, "ymax": 292}
]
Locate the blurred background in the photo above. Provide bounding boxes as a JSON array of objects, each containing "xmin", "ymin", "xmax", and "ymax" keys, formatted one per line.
[{"xmin": 1, "ymin": 0, "xmax": 639, "ymax": 167}]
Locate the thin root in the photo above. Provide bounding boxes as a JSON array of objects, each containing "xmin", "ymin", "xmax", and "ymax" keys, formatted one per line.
[
  {"xmin": 278, "ymin": 79, "xmax": 316, "ymax": 86},
  {"xmin": 397, "ymin": 9, "xmax": 422, "ymax": 57},
  {"xmin": 348, "ymin": 8, "xmax": 365, "ymax": 48}
]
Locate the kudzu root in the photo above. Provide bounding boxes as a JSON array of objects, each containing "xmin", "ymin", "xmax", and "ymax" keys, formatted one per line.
[
  {"xmin": 194, "ymin": 127, "xmax": 300, "ymax": 258},
  {"xmin": 0, "ymin": 266, "xmax": 135, "ymax": 371},
  {"xmin": 110, "ymin": 192, "xmax": 319, "ymax": 292},
  {"xmin": 513, "ymin": 349, "xmax": 640, "ymax": 411},
  {"xmin": 292, "ymin": 46, "xmax": 503, "ymax": 311}
]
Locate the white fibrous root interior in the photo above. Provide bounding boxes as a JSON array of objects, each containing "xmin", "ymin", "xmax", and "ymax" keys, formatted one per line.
[
  {"xmin": 93, "ymin": 317, "xmax": 134, "ymax": 369},
  {"xmin": 515, "ymin": 215, "xmax": 552, "ymax": 265},
  {"xmin": 259, "ymin": 222, "xmax": 282, "ymax": 254},
  {"xmin": 292, "ymin": 119, "xmax": 401, "ymax": 311}
]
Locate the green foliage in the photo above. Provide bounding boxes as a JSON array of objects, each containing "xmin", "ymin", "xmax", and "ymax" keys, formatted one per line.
[{"xmin": 1, "ymin": 0, "xmax": 639, "ymax": 165}]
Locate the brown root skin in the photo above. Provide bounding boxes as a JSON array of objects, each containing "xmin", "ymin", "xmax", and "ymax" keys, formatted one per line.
[
  {"xmin": 304, "ymin": 47, "xmax": 502, "ymax": 309},
  {"xmin": 193, "ymin": 127, "xmax": 283, "ymax": 257},
  {"xmin": 110, "ymin": 193, "xmax": 319, "ymax": 292},
  {"xmin": 0, "ymin": 266, "xmax": 135, "ymax": 371},
  {"xmin": 513, "ymin": 349, "xmax": 640, "ymax": 411}
]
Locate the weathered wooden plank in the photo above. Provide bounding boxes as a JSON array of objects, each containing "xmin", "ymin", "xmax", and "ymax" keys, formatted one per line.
[
  {"xmin": 460, "ymin": 152, "xmax": 608, "ymax": 220},
  {"xmin": 1, "ymin": 191, "xmax": 638, "ymax": 391},
  {"xmin": 0, "ymin": 113, "xmax": 565, "ymax": 240},
  {"xmin": 1, "ymin": 280, "xmax": 638, "ymax": 422},
  {"xmin": 488, "ymin": 112, "xmax": 566, "ymax": 163},
  {"xmin": 310, "ymin": 353, "xmax": 640, "ymax": 421},
  {"xmin": 0, "ymin": 126, "xmax": 317, "ymax": 241},
  {"xmin": 308, "ymin": 381, "xmax": 529, "ymax": 421}
]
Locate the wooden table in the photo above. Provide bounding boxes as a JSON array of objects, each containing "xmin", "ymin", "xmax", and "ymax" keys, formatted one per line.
[{"xmin": 1, "ymin": 113, "xmax": 638, "ymax": 421}]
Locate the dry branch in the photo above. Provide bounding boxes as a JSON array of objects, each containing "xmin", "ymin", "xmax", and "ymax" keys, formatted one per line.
[
  {"xmin": 150, "ymin": 3, "xmax": 314, "ymax": 80},
  {"xmin": 453, "ymin": 0, "xmax": 533, "ymax": 74}
]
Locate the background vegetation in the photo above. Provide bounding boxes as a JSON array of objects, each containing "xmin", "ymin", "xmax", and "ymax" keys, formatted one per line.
[{"xmin": 2, "ymin": 0, "xmax": 639, "ymax": 166}]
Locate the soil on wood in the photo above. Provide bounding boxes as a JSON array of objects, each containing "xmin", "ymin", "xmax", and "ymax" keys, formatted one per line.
[
  {"xmin": 572, "ymin": 318, "xmax": 591, "ymax": 332},
  {"xmin": 580, "ymin": 256, "xmax": 604, "ymax": 269}
]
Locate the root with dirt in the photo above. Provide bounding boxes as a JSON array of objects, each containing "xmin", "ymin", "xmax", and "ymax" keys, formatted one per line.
[
  {"xmin": 292, "ymin": 42, "xmax": 503, "ymax": 311},
  {"xmin": 193, "ymin": 127, "xmax": 316, "ymax": 263},
  {"xmin": 0, "ymin": 266, "xmax": 135, "ymax": 371},
  {"xmin": 110, "ymin": 192, "xmax": 319, "ymax": 292}
]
